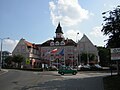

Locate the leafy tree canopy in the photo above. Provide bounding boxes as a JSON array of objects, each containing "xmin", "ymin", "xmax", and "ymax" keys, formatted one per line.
[
  {"xmin": 97, "ymin": 46, "xmax": 110, "ymax": 66},
  {"xmin": 12, "ymin": 54, "xmax": 25, "ymax": 63},
  {"xmin": 4, "ymin": 56, "xmax": 13, "ymax": 65},
  {"xmin": 102, "ymin": 5, "xmax": 120, "ymax": 48}
]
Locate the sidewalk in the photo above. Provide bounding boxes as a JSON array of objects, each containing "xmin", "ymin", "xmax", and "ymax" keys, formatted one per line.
[{"xmin": 0, "ymin": 69, "xmax": 8, "ymax": 75}]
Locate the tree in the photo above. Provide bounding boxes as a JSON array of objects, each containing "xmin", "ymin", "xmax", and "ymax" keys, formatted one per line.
[
  {"xmin": 97, "ymin": 47, "xmax": 110, "ymax": 66},
  {"xmin": 80, "ymin": 53, "xmax": 87, "ymax": 64},
  {"xmin": 12, "ymin": 55, "xmax": 25, "ymax": 68},
  {"xmin": 4, "ymin": 56, "xmax": 13, "ymax": 67},
  {"xmin": 102, "ymin": 5, "xmax": 120, "ymax": 48},
  {"xmin": 80, "ymin": 53, "xmax": 95, "ymax": 64}
]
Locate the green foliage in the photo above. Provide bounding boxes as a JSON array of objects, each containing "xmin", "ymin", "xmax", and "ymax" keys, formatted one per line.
[
  {"xmin": 88, "ymin": 54, "xmax": 95, "ymax": 62},
  {"xmin": 4, "ymin": 56, "xmax": 13, "ymax": 66},
  {"xmin": 97, "ymin": 47, "xmax": 110, "ymax": 66},
  {"xmin": 12, "ymin": 54, "xmax": 25, "ymax": 67},
  {"xmin": 4, "ymin": 54, "xmax": 25, "ymax": 68},
  {"xmin": 81, "ymin": 53, "xmax": 87, "ymax": 63},
  {"xmin": 12, "ymin": 55, "xmax": 24, "ymax": 63},
  {"xmin": 80, "ymin": 53, "xmax": 95, "ymax": 64},
  {"xmin": 102, "ymin": 5, "xmax": 120, "ymax": 48}
]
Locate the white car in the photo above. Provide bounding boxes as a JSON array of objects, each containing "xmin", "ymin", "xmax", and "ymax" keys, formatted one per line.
[{"xmin": 78, "ymin": 64, "xmax": 90, "ymax": 70}]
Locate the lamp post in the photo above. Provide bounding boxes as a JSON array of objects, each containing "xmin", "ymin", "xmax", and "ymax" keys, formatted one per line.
[
  {"xmin": 0, "ymin": 37, "xmax": 9, "ymax": 70},
  {"xmin": 76, "ymin": 33, "xmax": 79, "ymax": 43},
  {"xmin": 76, "ymin": 33, "xmax": 79, "ymax": 70}
]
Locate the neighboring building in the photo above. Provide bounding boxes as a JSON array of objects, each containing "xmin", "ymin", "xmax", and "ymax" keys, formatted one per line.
[
  {"xmin": 77, "ymin": 34, "xmax": 99, "ymax": 64},
  {"xmin": 1, "ymin": 51, "xmax": 11, "ymax": 60},
  {"xmin": 1, "ymin": 51, "xmax": 11, "ymax": 66},
  {"xmin": 12, "ymin": 38, "xmax": 41, "ymax": 68},
  {"xmin": 40, "ymin": 23, "xmax": 77, "ymax": 68}
]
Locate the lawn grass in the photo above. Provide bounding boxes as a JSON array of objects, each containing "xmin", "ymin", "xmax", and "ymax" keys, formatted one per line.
[{"xmin": 103, "ymin": 75, "xmax": 120, "ymax": 90}]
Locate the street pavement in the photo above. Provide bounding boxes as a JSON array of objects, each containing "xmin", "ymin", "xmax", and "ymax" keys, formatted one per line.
[{"xmin": 0, "ymin": 69, "xmax": 114, "ymax": 90}]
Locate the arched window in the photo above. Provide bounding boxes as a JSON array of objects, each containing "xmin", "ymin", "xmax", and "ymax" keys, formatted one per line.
[
  {"xmin": 55, "ymin": 41, "xmax": 59, "ymax": 45},
  {"xmin": 50, "ymin": 41, "xmax": 54, "ymax": 46},
  {"xmin": 60, "ymin": 41, "xmax": 65, "ymax": 45}
]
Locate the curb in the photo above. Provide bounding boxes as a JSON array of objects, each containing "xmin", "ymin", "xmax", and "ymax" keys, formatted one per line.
[{"xmin": 0, "ymin": 69, "xmax": 8, "ymax": 75}]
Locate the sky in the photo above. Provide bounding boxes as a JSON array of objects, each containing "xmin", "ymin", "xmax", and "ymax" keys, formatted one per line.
[{"xmin": 0, "ymin": 0, "xmax": 120, "ymax": 53}]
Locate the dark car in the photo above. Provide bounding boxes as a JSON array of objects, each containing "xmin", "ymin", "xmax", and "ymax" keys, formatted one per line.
[
  {"xmin": 90, "ymin": 64, "xmax": 103, "ymax": 70},
  {"xmin": 58, "ymin": 66, "xmax": 77, "ymax": 75}
]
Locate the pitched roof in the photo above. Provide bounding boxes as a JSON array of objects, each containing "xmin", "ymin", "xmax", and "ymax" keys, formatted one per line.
[
  {"xmin": 40, "ymin": 40, "xmax": 52, "ymax": 46},
  {"xmin": 65, "ymin": 39, "xmax": 76, "ymax": 46},
  {"xmin": 24, "ymin": 40, "xmax": 39, "ymax": 49},
  {"xmin": 40, "ymin": 38, "xmax": 76, "ymax": 46},
  {"xmin": 79, "ymin": 34, "xmax": 93, "ymax": 44},
  {"xmin": 24, "ymin": 41, "xmax": 33, "ymax": 47},
  {"xmin": 78, "ymin": 34, "xmax": 98, "ymax": 53}
]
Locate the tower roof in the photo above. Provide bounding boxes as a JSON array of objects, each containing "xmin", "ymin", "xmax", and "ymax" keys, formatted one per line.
[{"xmin": 55, "ymin": 22, "xmax": 63, "ymax": 34}]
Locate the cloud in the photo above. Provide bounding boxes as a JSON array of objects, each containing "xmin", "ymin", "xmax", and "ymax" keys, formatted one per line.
[
  {"xmin": 103, "ymin": 3, "xmax": 117, "ymax": 10},
  {"xmin": 64, "ymin": 29, "xmax": 83, "ymax": 42},
  {"xmin": 90, "ymin": 26, "xmax": 103, "ymax": 37},
  {"xmin": 2, "ymin": 39, "xmax": 19, "ymax": 53},
  {"xmin": 49, "ymin": 0, "xmax": 90, "ymax": 26},
  {"xmin": 89, "ymin": 26, "xmax": 109, "ymax": 46}
]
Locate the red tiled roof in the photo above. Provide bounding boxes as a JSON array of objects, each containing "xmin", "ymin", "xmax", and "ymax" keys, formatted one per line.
[
  {"xmin": 40, "ymin": 38, "xmax": 76, "ymax": 46},
  {"xmin": 64, "ymin": 39, "xmax": 76, "ymax": 46},
  {"xmin": 25, "ymin": 41, "xmax": 33, "ymax": 47},
  {"xmin": 24, "ymin": 40, "xmax": 39, "ymax": 49}
]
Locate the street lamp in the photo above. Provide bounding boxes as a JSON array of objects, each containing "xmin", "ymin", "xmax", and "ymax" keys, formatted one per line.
[
  {"xmin": 76, "ymin": 33, "xmax": 79, "ymax": 43},
  {"xmin": 76, "ymin": 33, "xmax": 79, "ymax": 70},
  {"xmin": 0, "ymin": 37, "xmax": 10, "ymax": 70}
]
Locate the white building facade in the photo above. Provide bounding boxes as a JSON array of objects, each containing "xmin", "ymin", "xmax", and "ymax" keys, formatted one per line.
[
  {"xmin": 12, "ymin": 38, "xmax": 41, "ymax": 68},
  {"xmin": 77, "ymin": 34, "xmax": 99, "ymax": 65},
  {"xmin": 40, "ymin": 23, "xmax": 77, "ymax": 68}
]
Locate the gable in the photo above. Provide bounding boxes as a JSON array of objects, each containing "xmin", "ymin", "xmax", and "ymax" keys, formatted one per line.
[
  {"xmin": 12, "ymin": 39, "xmax": 27, "ymax": 55},
  {"xmin": 78, "ymin": 34, "xmax": 98, "ymax": 55}
]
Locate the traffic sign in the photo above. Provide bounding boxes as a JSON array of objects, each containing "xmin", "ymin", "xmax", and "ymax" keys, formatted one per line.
[
  {"xmin": 26, "ymin": 58, "xmax": 30, "ymax": 64},
  {"xmin": 111, "ymin": 48, "xmax": 120, "ymax": 60}
]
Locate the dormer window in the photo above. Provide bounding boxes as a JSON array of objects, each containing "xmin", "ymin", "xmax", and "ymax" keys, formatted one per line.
[
  {"xmin": 50, "ymin": 41, "xmax": 54, "ymax": 46},
  {"xmin": 60, "ymin": 41, "xmax": 65, "ymax": 45},
  {"xmin": 55, "ymin": 41, "xmax": 59, "ymax": 45}
]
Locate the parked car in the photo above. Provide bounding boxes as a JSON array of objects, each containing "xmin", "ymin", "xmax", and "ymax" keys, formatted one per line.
[
  {"xmin": 58, "ymin": 66, "xmax": 77, "ymax": 75},
  {"xmin": 90, "ymin": 64, "xmax": 103, "ymax": 70},
  {"xmin": 78, "ymin": 64, "xmax": 90, "ymax": 71},
  {"xmin": 48, "ymin": 65, "xmax": 58, "ymax": 71},
  {"xmin": 95, "ymin": 64, "xmax": 102, "ymax": 69}
]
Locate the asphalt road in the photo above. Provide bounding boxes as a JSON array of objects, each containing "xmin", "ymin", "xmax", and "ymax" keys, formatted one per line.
[
  {"xmin": 0, "ymin": 69, "xmax": 62, "ymax": 90},
  {"xmin": 0, "ymin": 69, "xmax": 112, "ymax": 90}
]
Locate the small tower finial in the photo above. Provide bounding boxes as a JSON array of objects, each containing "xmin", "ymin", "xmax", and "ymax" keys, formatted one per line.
[{"xmin": 58, "ymin": 22, "xmax": 60, "ymax": 27}]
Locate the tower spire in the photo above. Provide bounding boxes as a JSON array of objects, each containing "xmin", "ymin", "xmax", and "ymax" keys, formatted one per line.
[
  {"xmin": 55, "ymin": 22, "xmax": 63, "ymax": 34},
  {"xmin": 55, "ymin": 22, "xmax": 64, "ymax": 38}
]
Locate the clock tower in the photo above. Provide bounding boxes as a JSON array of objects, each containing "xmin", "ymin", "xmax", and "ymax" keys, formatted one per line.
[{"xmin": 55, "ymin": 22, "xmax": 64, "ymax": 38}]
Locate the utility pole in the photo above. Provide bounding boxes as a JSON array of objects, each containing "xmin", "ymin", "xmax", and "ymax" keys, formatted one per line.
[{"xmin": 76, "ymin": 33, "xmax": 79, "ymax": 70}]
